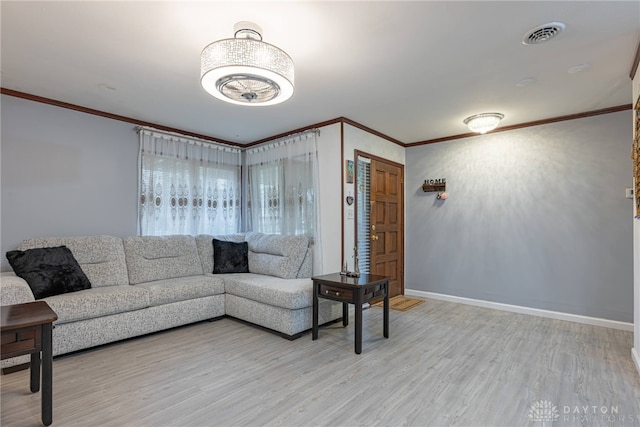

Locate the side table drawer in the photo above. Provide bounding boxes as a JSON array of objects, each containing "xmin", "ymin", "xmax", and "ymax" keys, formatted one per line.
[
  {"xmin": 1, "ymin": 327, "xmax": 40, "ymax": 359},
  {"xmin": 318, "ymin": 284, "xmax": 353, "ymax": 302}
]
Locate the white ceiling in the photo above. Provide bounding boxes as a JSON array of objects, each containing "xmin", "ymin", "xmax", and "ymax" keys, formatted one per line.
[{"xmin": 1, "ymin": 1, "xmax": 639, "ymax": 144}]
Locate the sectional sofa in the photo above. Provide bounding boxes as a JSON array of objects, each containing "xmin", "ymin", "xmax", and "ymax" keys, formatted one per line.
[{"xmin": 0, "ymin": 232, "xmax": 343, "ymax": 369}]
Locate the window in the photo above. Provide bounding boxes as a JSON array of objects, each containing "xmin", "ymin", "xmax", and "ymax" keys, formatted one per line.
[
  {"xmin": 246, "ymin": 130, "xmax": 323, "ymax": 272},
  {"xmin": 247, "ymin": 156, "xmax": 314, "ymax": 236},
  {"xmin": 138, "ymin": 128, "xmax": 242, "ymax": 236}
]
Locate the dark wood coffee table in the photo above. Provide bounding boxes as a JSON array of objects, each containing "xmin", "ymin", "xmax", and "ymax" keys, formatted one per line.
[
  {"xmin": 1, "ymin": 301, "xmax": 58, "ymax": 426},
  {"xmin": 312, "ymin": 272, "xmax": 389, "ymax": 354}
]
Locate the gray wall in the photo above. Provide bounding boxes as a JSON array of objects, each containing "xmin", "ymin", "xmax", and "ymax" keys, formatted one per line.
[
  {"xmin": 1, "ymin": 95, "xmax": 139, "ymax": 270},
  {"xmin": 405, "ymin": 111, "xmax": 633, "ymax": 322}
]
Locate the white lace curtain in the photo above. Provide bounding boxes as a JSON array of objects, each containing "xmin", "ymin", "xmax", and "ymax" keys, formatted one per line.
[
  {"xmin": 138, "ymin": 128, "xmax": 242, "ymax": 236},
  {"xmin": 246, "ymin": 130, "xmax": 323, "ymax": 273}
]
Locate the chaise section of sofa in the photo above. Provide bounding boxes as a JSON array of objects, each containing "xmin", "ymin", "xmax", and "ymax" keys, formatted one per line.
[
  {"xmin": 222, "ymin": 273, "xmax": 343, "ymax": 338},
  {"xmin": 197, "ymin": 232, "xmax": 342, "ymax": 339}
]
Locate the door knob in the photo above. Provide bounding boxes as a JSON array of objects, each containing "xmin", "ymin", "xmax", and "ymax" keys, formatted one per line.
[
  {"xmin": 371, "ymin": 225, "xmax": 376, "ymax": 231},
  {"xmin": 371, "ymin": 235, "xmax": 378, "ymax": 241}
]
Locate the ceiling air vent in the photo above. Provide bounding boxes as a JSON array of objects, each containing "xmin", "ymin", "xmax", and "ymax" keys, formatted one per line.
[{"xmin": 522, "ymin": 22, "xmax": 565, "ymax": 45}]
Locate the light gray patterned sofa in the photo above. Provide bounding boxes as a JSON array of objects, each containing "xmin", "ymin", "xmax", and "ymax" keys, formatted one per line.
[{"xmin": 1, "ymin": 232, "xmax": 342, "ymax": 369}]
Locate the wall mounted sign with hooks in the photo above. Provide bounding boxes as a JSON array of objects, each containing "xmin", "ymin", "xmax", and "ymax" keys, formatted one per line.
[
  {"xmin": 422, "ymin": 179, "xmax": 447, "ymax": 200},
  {"xmin": 422, "ymin": 179, "xmax": 446, "ymax": 192}
]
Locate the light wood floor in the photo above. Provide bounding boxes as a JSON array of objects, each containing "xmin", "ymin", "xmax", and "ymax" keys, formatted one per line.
[{"xmin": 2, "ymin": 298, "xmax": 639, "ymax": 427}]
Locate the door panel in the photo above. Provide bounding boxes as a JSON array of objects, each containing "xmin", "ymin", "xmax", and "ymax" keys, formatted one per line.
[{"xmin": 389, "ymin": 202, "xmax": 398, "ymax": 225}]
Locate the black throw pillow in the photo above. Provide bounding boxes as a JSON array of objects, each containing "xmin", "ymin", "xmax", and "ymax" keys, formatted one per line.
[
  {"xmin": 6, "ymin": 246, "xmax": 92, "ymax": 299},
  {"xmin": 212, "ymin": 239, "xmax": 249, "ymax": 274}
]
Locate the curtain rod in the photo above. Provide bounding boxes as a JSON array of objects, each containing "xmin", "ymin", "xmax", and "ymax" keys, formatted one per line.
[
  {"xmin": 137, "ymin": 126, "xmax": 319, "ymax": 152},
  {"xmin": 246, "ymin": 128, "xmax": 320, "ymax": 153},
  {"xmin": 136, "ymin": 126, "xmax": 241, "ymax": 152},
  {"xmin": 279, "ymin": 128, "xmax": 320, "ymax": 139}
]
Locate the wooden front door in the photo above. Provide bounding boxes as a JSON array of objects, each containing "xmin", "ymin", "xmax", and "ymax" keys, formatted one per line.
[{"xmin": 369, "ymin": 156, "xmax": 404, "ymax": 297}]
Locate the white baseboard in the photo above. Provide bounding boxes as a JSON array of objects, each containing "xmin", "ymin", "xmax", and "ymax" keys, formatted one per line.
[
  {"xmin": 405, "ymin": 289, "xmax": 634, "ymax": 332},
  {"xmin": 633, "ymin": 348, "xmax": 640, "ymax": 376}
]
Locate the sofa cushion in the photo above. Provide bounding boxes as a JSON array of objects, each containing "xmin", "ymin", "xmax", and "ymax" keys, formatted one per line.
[
  {"xmin": 213, "ymin": 240, "xmax": 249, "ymax": 274},
  {"xmin": 123, "ymin": 235, "xmax": 203, "ymax": 285},
  {"xmin": 221, "ymin": 273, "xmax": 313, "ymax": 310},
  {"xmin": 20, "ymin": 235, "xmax": 128, "ymax": 287},
  {"xmin": 43, "ymin": 285, "xmax": 149, "ymax": 324},
  {"xmin": 135, "ymin": 275, "xmax": 225, "ymax": 307},
  {"xmin": 6, "ymin": 246, "xmax": 92, "ymax": 299},
  {"xmin": 245, "ymin": 232, "xmax": 309, "ymax": 279},
  {"xmin": 195, "ymin": 234, "xmax": 246, "ymax": 275}
]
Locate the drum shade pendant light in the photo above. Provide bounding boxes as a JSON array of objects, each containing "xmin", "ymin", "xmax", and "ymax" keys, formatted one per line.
[
  {"xmin": 200, "ymin": 21, "xmax": 294, "ymax": 106},
  {"xmin": 463, "ymin": 113, "xmax": 504, "ymax": 134}
]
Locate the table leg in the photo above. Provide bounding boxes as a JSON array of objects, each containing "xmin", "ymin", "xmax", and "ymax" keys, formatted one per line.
[
  {"xmin": 342, "ymin": 302, "xmax": 349, "ymax": 326},
  {"xmin": 383, "ymin": 281, "xmax": 389, "ymax": 339},
  {"xmin": 355, "ymin": 290, "xmax": 362, "ymax": 354},
  {"xmin": 312, "ymin": 281, "xmax": 319, "ymax": 340},
  {"xmin": 30, "ymin": 351, "xmax": 40, "ymax": 393},
  {"xmin": 42, "ymin": 323, "xmax": 53, "ymax": 426}
]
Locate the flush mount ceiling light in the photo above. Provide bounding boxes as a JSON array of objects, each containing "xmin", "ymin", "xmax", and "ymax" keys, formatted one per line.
[
  {"xmin": 463, "ymin": 113, "xmax": 505, "ymax": 134},
  {"xmin": 200, "ymin": 21, "xmax": 294, "ymax": 106}
]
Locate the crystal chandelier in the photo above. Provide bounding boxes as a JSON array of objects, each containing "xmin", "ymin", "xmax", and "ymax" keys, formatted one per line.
[
  {"xmin": 200, "ymin": 22, "xmax": 294, "ymax": 106},
  {"xmin": 463, "ymin": 113, "xmax": 504, "ymax": 134}
]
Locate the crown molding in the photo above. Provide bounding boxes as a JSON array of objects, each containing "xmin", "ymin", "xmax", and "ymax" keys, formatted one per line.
[
  {"xmin": 339, "ymin": 118, "xmax": 405, "ymax": 147},
  {"xmin": 406, "ymin": 104, "xmax": 632, "ymax": 147},
  {"xmin": 245, "ymin": 118, "xmax": 343, "ymax": 147}
]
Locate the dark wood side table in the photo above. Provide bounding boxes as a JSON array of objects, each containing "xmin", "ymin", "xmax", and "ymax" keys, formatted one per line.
[
  {"xmin": 1, "ymin": 301, "xmax": 58, "ymax": 426},
  {"xmin": 312, "ymin": 272, "xmax": 389, "ymax": 354}
]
